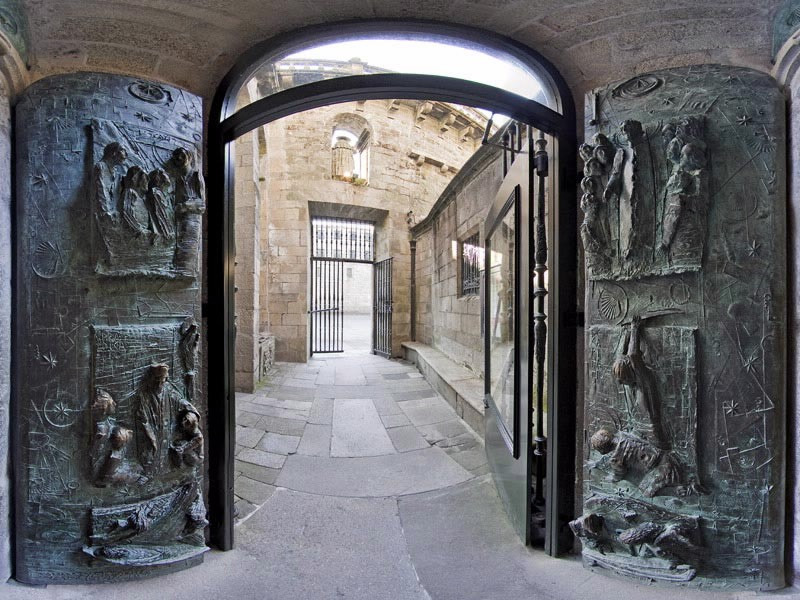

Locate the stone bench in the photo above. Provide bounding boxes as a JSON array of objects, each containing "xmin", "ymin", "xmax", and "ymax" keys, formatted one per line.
[{"xmin": 401, "ymin": 342, "xmax": 484, "ymax": 437}]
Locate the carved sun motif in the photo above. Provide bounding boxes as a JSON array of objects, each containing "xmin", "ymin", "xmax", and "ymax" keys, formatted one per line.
[{"xmin": 43, "ymin": 396, "xmax": 77, "ymax": 428}]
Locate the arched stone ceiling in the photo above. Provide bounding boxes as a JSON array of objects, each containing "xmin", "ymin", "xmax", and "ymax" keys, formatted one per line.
[{"xmin": 23, "ymin": 0, "xmax": 780, "ymax": 105}]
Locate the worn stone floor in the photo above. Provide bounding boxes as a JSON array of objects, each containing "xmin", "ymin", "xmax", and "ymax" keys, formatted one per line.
[{"xmin": 4, "ymin": 353, "xmax": 800, "ymax": 599}]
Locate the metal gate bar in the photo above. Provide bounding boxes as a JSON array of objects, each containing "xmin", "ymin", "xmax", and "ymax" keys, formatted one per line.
[
  {"xmin": 373, "ymin": 257, "xmax": 393, "ymax": 357},
  {"xmin": 310, "ymin": 258, "xmax": 343, "ymax": 354}
]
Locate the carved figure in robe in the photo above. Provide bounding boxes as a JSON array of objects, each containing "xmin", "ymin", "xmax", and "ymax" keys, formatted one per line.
[
  {"xmin": 170, "ymin": 147, "xmax": 205, "ymax": 276},
  {"xmin": 660, "ymin": 118, "xmax": 707, "ymax": 258},
  {"xmin": 92, "ymin": 142, "xmax": 128, "ymax": 224},
  {"xmin": 134, "ymin": 363, "xmax": 198, "ymax": 475},
  {"xmin": 179, "ymin": 317, "xmax": 200, "ymax": 401},
  {"xmin": 611, "ymin": 317, "xmax": 666, "ymax": 448},
  {"xmin": 590, "ymin": 428, "xmax": 681, "ymax": 497},
  {"xmin": 170, "ymin": 410, "xmax": 204, "ymax": 468},
  {"xmin": 580, "ymin": 176, "xmax": 610, "ymax": 269},
  {"xmin": 120, "ymin": 165, "xmax": 150, "ymax": 236},
  {"xmin": 90, "ymin": 389, "xmax": 142, "ymax": 486},
  {"xmin": 146, "ymin": 168, "xmax": 175, "ymax": 243},
  {"xmin": 614, "ymin": 120, "xmax": 644, "ymax": 260}
]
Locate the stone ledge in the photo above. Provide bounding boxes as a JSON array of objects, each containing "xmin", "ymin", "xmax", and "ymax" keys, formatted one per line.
[{"xmin": 401, "ymin": 342, "xmax": 484, "ymax": 437}]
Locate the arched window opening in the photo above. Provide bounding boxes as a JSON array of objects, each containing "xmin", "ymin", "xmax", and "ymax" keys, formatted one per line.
[
  {"xmin": 231, "ymin": 30, "xmax": 555, "ymax": 116},
  {"xmin": 329, "ymin": 114, "xmax": 371, "ymax": 184}
]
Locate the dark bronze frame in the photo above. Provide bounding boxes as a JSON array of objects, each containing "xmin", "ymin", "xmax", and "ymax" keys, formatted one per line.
[{"xmin": 207, "ymin": 19, "xmax": 577, "ymax": 555}]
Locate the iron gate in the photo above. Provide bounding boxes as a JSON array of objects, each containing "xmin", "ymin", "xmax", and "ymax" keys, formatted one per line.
[
  {"xmin": 310, "ymin": 258, "xmax": 344, "ymax": 353},
  {"xmin": 373, "ymin": 257, "xmax": 393, "ymax": 357}
]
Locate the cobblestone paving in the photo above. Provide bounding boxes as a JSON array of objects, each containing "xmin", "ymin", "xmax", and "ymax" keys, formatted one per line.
[{"xmin": 233, "ymin": 353, "xmax": 487, "ymax": 521}]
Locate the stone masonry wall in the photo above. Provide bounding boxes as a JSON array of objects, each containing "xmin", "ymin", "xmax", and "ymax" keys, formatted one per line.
[
  {"xmin": 234, "ymin": 126, "xmax": 263, "ymax": 392},
  {"xmin": 414, "ymin": 146, "xmax": 503, "ymax": 378},
  {"xmin": 257, "ymin": 100, "xmax": 483, "ymax": 361}
]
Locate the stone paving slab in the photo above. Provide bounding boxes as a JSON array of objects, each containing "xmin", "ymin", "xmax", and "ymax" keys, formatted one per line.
[
  {"xmin": 400, "ymin": 396, "xmax": 461, "ymax": 427},
  {"xmin": 238, "ymin": 448, "xmax": 287, "ymax": 470},
  {"xmin": 257, "ymin": 432, "xmax": 301, "ymax": 455},
  {"xmin": 393, "ymin": 388, "xmax": 438, "ymax": 401},
  {"xmin": 308, "ymin": 397, "xmax": 334, "ymax": 424},
  {"xmin": 331, "ymin": 398, "xmax": 396, "ymax": 457},
  {"xmin": 276, "ymin": 447, "xmax": 472, "ymax": 497},
  {"xmin": 260, "ymin": 415, "xmax": 306, "ymax": 436},
  {"xmin": 235, "ymin": 460, "xmax": 280, "ymax": 485},
  {"xmin": 234, "ymin": 476, "xmax": 276, "ymax": 505},
  {"xmin": 314, "ymin": 384, "xmax": 392, "ymax": 399},
  {"xmin": 297, "ymin": 423, "xmax": 331, "ymax": 457},
  {"xmin": 380, "ymin": 412, "xmax": 411, "ymax": 428},
  {"xmin": 235, "ymin": 410, "xmax": 262, "ymax": 428},
  {"xmin": 236, "ymin": 489, "xmax": 428, "ymax": 600},
  {"xmin": 372, "ymin": 397, "xmax": 403, "ymax": 416},
  {"xmin": 387, "ymin": 425, "xmax": 430, "ymax": 453},
  {"xmin": 236, "ymin": 425, "xmax": 265, "ymax": 448}
]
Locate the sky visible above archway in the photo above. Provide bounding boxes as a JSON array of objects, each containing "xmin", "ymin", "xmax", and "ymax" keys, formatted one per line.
[{"xmin": 288, "ymin": 38, "xmax": 543, "ymax": 102}]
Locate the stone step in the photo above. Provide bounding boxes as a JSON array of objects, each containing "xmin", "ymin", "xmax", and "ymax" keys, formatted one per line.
[{"xmin": 401, "ymin": 342, "xmax": 484, "ymax": 437}]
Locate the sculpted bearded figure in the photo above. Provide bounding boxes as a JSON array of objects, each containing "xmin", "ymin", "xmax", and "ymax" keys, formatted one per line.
[{"xmin": 135, "ymin": 363, "xmax": 200, "ymax": 475}]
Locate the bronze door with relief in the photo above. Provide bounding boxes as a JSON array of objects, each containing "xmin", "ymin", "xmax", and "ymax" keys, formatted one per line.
[{"xmin": 14, "ymin": 73, "xmax": 208, "ymax": 584}]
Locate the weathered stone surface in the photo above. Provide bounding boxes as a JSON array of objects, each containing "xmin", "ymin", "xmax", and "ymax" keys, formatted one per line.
[
  {"xmin": 14, "ymin": 73, "xmax": 205, "ymax": 584},
  {"xmin": 577, "ymin": 65, "xmax": 786, "ymax": 590},
  {"xmin": 0, "ymin": 92, "xmax": 10, "ymax": 583}
]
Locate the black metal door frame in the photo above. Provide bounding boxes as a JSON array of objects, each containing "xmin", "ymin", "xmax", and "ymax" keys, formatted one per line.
[
  {"xmin": 207, "ymin": 19, "xmax": 577, "ymax": 554},
  {"xmin": 373, "ymin": 257, "xmax": 393, "ymax": 358}
]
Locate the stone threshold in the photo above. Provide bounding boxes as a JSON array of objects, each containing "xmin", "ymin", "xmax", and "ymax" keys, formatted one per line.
[{"xmin": 401, "ymin": 342, "xmax": 484, "ymax": 437}]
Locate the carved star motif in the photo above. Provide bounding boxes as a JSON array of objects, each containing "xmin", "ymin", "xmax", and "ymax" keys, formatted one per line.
[
  {"xmin": 747, "ymin": 239, "xmax": 761, "ymax": 257},
  {"xmin": 743, "ymin": 352, "xmax": 760, "ymax": 374},
  {"xmin": 736, "ymin": 114, "xmax": 752, "ymax": 126},
  {"xmin": 181, "ymin": 112, "xmax": 195, "ymax": 122},
  {"xmin": 723, "ymin": 400, "xmax": 739, "ymax": 416},
  {"xmin": 661, "ymin": 96, "xmax": 676, "ymax": 106},
  {"xmin": 31, "ymin": 172, "xmax": 49, "ymax": 187},
  {"xmin": 41, "ymin": 352, "xmax": 58, "ymax": 369},
  {"xmin": 134, "ymin": 111, "xmax": 154, "ymax": 123}
]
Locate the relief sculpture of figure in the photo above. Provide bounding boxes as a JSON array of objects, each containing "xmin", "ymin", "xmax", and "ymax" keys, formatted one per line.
[
  {"xmin": 615, "ymin": 120, "xmax": 644, "ymax": 261},
  {"xmin": 170, "ymin": 147, "xmax": 205, "ymax": 276},
  {"xmin": 135, "ymin": 363, "xmax": 199, "ymax": 475},
  {"xmin": 612, "ymin": 317, "xmax": 666, "ymax": 448},
  {"xmin": 90, "ymin": 389, "xmax": 142, "ymax": 487},
  {"xmin": 170, "ymin": 409, "xmax": 204, "ymax": 468},
  {"xmin": 146, "ymin": 168, "xmax": 175, "ymax": 243},
  {"xmin": 660, "ymin": 117, "xmax": 707, "ymax": 260},
  {"xmin": 120, "ymin": 165, "xmax": 150, "ymax": 236},
  {"xmin": 94, "ymin": 142, "xmax": 128, "ymax": 222},
  {"xmin": 590, "ymin": 428, "xmax": 682, "ymax": 497},
  {"xmin": 179, "ymin": 317, "xmax": 200, "ymax": 402}
]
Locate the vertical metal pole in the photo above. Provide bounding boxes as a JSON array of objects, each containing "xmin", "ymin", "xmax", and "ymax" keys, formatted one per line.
[
  {"xmin": 533, "ymin": 129, "xmax": 549, "ymax": 506},
  {"xmin": 410, "ymin": 240, "xmax": 417, "ymax": 341}
]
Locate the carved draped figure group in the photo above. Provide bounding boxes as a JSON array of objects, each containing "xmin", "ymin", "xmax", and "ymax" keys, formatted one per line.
[
  {"xmin": 580, "ymin": 117, "xmax": 707, "ymax": 279},
  {"xmin": 93, "ymin": 142, "xmax": 205, "ymax": 276}
]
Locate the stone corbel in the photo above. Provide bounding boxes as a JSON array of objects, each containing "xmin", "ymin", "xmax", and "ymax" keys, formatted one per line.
[
  {"xmin": 415, "ymin": 101, "xmax": 433, "ymax": 125},
  {"xmin": 439, "ymin": 113, "xmax": 456, "ymax": 133}
]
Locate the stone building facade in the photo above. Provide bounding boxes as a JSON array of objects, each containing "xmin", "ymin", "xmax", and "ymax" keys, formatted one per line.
[{"xmin": 234, "ymin": 94, "xmax": 489, "ymax": 387}]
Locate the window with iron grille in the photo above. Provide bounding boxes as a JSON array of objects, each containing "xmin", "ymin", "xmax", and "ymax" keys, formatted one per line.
[
  {"xmin": 311, "ymin": 217, "xmax": 374, "ymax": 262},
  {"xmin": 460, "ymin": 231, "xmax": 482, "ymax": 296}
]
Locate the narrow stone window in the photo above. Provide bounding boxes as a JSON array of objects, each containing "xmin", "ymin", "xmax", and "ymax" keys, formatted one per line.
[{"xmin": 459, "ymin": 230, "xmax": 483, "ymax": 296}]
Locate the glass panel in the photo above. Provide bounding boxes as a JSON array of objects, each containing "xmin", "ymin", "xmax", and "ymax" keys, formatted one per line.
[
  {"xmin": 488, "ymin": 191, "xmax": 516, "ymax": 448},
  {"xmin": 235, "ymin": 34, "xmax": 550, "ymax": 112}
]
